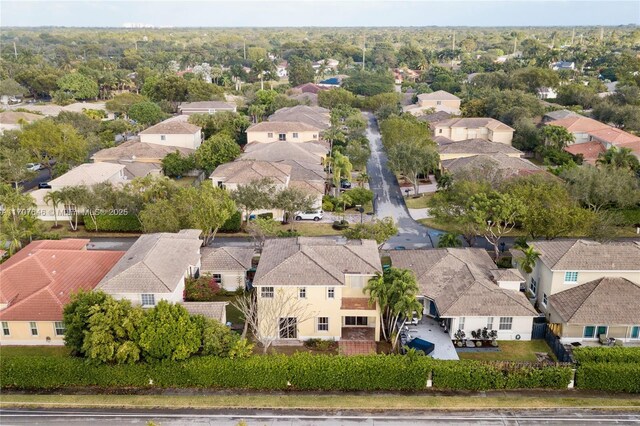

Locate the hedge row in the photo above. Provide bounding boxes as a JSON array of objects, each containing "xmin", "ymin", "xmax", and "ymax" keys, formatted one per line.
[
  {"xmin": 1, "ymin": 353, "xmax": 573, "ymax": 391},
  {"xmin": 431, "ymin": 361, "xmax": 572, "ymax": 390},
  {"xmin": 82, "ymin": 214, "xmax": 142, "ymax": 232},
  {"xmin": 573, "ymin": 347, "xmax": 640, "ymax": 364},
  {"xmin": 575, "ymin": 363, "xmax": 640, "ymax": 393}
]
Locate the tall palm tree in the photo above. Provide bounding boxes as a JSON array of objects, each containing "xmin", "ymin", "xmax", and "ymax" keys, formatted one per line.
[
  {"xmin": 515, "ymin": 246, "xmax": 541, "ymax": 274},
  {"xmin": 43, "ymin": 190, "xmax": 64, "ymax": 228},
  {"xmin": 356, "ymin": 172, "xmax": 369, "ymax": 187},
  {"xmin": 597, "ymin": 147, "xmax": 640, "ymax": 172},
  {"xmin": 437, "ymin": 232, "xmax": 462, "ymax": 248}
]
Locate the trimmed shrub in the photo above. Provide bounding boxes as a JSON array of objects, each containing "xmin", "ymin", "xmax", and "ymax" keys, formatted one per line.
[
  {"xmin": 82, "ymin": 214, "xmax": 142, "ymax": 232},
  {"xmin": 257, "ymin": 212, "xmax": 273, "ymax": 219},
  {"xmin": 573, "ymin": 347, "xmax": 640, "ymax": 364},
  {"xmin": 576, "ymin": 363, "xmax": 640, "ymax": 393},
  {"xmin": 184, "ymin": 276, "xmax": 221, "ymax": 301},
  {"xmin": 332, "ymin": 220, "xmax": 349, "ymax": 230},
  {"xmin": 220, "ymin": 211, "xmax": 242, "ymax": 233}
]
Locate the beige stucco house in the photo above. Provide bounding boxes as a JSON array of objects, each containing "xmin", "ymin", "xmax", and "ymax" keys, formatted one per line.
[
  {"xmin": 403, "ymin": 90, "xmax": 461, "ymax": 115},
  {"xmin": 246, "ymin": 121, "xmax": 322, "ymax": 144},
  {"xmin": 547, "ymin": 277, "xmax": 640, "ymax": 344},
  {"xmin": 512, "ymin": 240, "xmax": 640, "ymax": 316},
  {"xmin": 433, "ymin": 118, "xmax": 515, "ymax": 145},
  {"xmin": 139, "ymin": 117, "xmax": 203, "ymax": 150},
  {"xmin": 200, "ymin": 247, "xmax": 254, "ymax": 291},
  {"xmin": 390, "ymin": 248, "xmax": 538, "ymax": 341},
  {"xmin": 178, "ymin": 101, "xmax": 237, "ymax": 115},
  {"xmin": 252, "ymin": 238, "xmax": 382, "ymax": 348},
  {"xmin": 0, "ymin": 239, "xmax": 124, "ymax": 346},
  {"xmin": 268, "ymin": 105, "xmax": 331, "ymax": 130},
  {"xmin": 96, "ymin": 230, "xmax": 202, "ymax": 307}
]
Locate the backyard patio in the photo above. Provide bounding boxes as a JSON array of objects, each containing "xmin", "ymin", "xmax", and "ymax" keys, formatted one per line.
[{"xmin": 405, "ymin": 317, "xmax": 459, "ymax": 360}]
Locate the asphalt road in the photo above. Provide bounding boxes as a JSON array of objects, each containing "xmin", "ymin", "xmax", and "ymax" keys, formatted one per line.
[
  {"xmin": 363, "ymin": 112, "xmax": 442, "ymax": 249},
  {"xmin": 19, "ymin": 169, "xmax": 52, "ymax": 192},
  {"xmin": 2, "ymin": 408, "xmax": 640, "ymax": 425}
]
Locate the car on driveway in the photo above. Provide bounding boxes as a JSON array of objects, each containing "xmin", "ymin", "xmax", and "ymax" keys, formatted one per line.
[
  {"xmin": 38, "ymin": 182, "xmax": 52, "ymax": 189},
  {"xmin": 340, "ymin": 179, "xmax": 352, "ymax": 189},
  {"xmin": 26, "ymin": 163, "xmax": 42, "ymax": 171},
  {"xmin": 294, "ymin": 209, "xmax": 324, "ymax": 221}
]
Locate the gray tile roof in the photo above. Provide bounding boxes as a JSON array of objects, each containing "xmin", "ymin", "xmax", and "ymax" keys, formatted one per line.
[
  {"xmin": 241, "ymin": 140, "xmax": 327, "ymax": 165},
  {"xmin": 389, "ymin": 249, "xmax": 537, "ymax": 317},
  {"xmin": 180, "ymin": 302, "xmax": 227, "ymax": 323},
  {"xmin": 269, "ymin": 105, "xmax": 330, "ymax": 129},
  {"xmin": 210, "ymin": 160, "xmax": 292, "ymax": 185},
  {"xmin": 442, "ymin": 153, "xmax": 542, "ymax": 178},
  {"xmin": 530, "ymin": 240, "xmax": 640, "ymax": 271},
  {"xmin": 92, "ymin": 140, "xmax": 195, "ymax": 162},
  {"xmin": 435, "ymin": 117, "xmax": 514, "ymax": 132},
  {"xmin": 97, "ymin": 230, "xmax": 202, "ymax": 294},
  {"xmin": 253, "ymin": 238, "xmax": 381, "ymax": 287},
  {"xmin": 139, "ymin": 118, "xmax": 201, "ymax": 135},
  {"xmin": 417, "ymin": 111, "xmax": 452, "ymax": 124},
  {"xmin": 178, "ymin": 101, "xmax": 236, "ymax": 111},
  {"xmin": 437, "ymin": 138, "xmax": 523, "ymax": 156},
  {"xmin": 201, "ymin": 247, "xmax": 254, "ymax": 272},
  {"xmin": 417, "ymin": 90, "xmax": 460, "ymax": 101},
  {"xmin": 247, "ymin": 121, "xmax": 322, "ymax": 133},
  {"xmin": 490, "ymin": 268, "xmax": 525, "ymax": 282},
  {"xmin": 549, "ymin": 277, "xmax": 640, "ymax": 324}
]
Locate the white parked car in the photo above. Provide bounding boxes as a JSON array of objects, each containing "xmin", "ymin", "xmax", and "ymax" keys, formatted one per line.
[
  {"xmin": 26, "ymin": 163, "xmax": 42, "ymax": 172},
  {"xmin": 294, "ymin": 210, "xmax": 324, "ymax": 221}
]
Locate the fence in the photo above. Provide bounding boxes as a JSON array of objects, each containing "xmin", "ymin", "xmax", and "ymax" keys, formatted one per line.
[
  {"xmin": 540, "ymin": 324, "xmax": 572, "ymax": 363},
  {"xmin": 532, "ymin": 322, "xmax": 547, "ymax": 339}
]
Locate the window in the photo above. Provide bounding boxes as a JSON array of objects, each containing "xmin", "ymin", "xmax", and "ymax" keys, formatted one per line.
[
  {"xmin": 583, "ymin": 325, "xmax": 596, "ymax": 338},
  {"xmin": 597, "ymin": 325, "xmax": 608, "ymax": 337},
  {"xmin": 261, "ymin": 287, "xmax": 274, "ymax": 298},
  {"xmin": 278, "ymin": 133, "xmax": 286, "ymax": 141},
  {"xmin": 529, "ymin": 278, "xmax": 537, "ymax": 295},
  {"xmin": 292, "ymin": 132, "xmax": 299, "ymax": 138},
  {"xmin": 313, "ymin": 134, "xmax": 318, "ymax": 139},
  {"xmin": 487, "ymin": 317, "xmax": 493, "ymax": 330},
  {"xmin": 298, "ymin": 287, "xmax": 306, "ymax": 299},
  {"xmin": 317, "ymin": 317, "xmax": 329, "ymax": 331},
  {"xmin": 160, "ymin": 135, "xmax": 166, "ymax": 141},
  {"xmin": 438, "ymin": 129, "xmax": 443, "ymax": 134},
  {"xmin": 564, "ymin": 271, "xmax": 578, "ymax": 283},
  {"xmin": 268, "ymin": 132, "xmax": 273, "ymax": 138},
  {"xmin": 542, "ymin": 293, "xmax": 548, "ymax": 307},
  {"xmin": 499, "ymin": 317, "xmax": 513, "ymax": 330},
  {"xmin": 631, "ymin": 326, "xmax": 639, "ymax": 339},
  {"xmin": 212, "ymin": 274, "xmax": 222, "ymax": 284},
  {"xmin": 436, "ymin": 100, "xmax": 442, "ymax": 105},
  {"xmin": 327, "ymin": 287, "xmax": 335, "ymax": 299},
  {"xmin": 459, "ymin": 317, "xmax": 465, "ymax": 330},
  {"xmin": 349, "ymin": 275, "xmax": 365, "ymax": 289},
  {"xmin": 279, "ymin": 317, "xmax": 297, "ymax": 339},
  {"xmin": 54, "ymin": 321, "xmax": 66, "ymax": 336},
  {"xmin": 344, "ymin": 316, "xmax": 368, "ymax": 326},
  {"xmin": 141, "ymin": 294, "xmax": 155, "ymax": 307},
  {"xmin": 30, "ymin": 322, "xmax": 38, "ymax": 336},
  {"xmin": 1, "ymin": 322, "xmax": 9, "ymax": 336}
]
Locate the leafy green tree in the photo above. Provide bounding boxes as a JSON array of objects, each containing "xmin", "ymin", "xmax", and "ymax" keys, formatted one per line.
[
  {"xmin": 342, "ymin": 70, "xmax": 395, "ymax": 96},
  {"xmin": 288, "ymin": 56, "xmax": 315, "ymax": 87},
  {"xmin": 186, "ymin": 181, "xmax": 237, "ymax": 245},
  {"xmin": 62, "ymin": 290, "xmax": 110, "ymax": 356},
  {"xmin": 128, "ymin": 101, "xmax": 166, "ymax": 125},
  {"xmin": 43, "ymin": 190, "xmax": 64, "ymax": 228},
  {"xmin": 597, "ymin": 147, "xmax": 640, "ymax": 172},
  {"xmin": 231, "ymin": 178, "xmax": 276, "ymax": 223},
  {"xmin": 54, "ymin": 111, "xmax": 101, "ymax": 138},
  {"xmin": 437, "ymin": 232, "xmax": 462, "ymax": 248},
  {"xmin": 387, "ymin": 140, "xmax": 438, "ymax": 195},
  {"xmin": 541, "ymin": 125, "xmax": 575, "ymax": 150},
  {"xmin": 105, "ymin": 93, "xmax": 146, "ymax": 118},
  {"xmin": 0, "ymin": 183, "xmax": 41, "ymax": 255},
  {"xmin": 56, "ymin": 73, "xmax": 99, "ymax": 100},
  {"xmin": 343, "ymin": 217, "xmax": 398, "ymax": 245},
  {"xmin": 557, "ymin": 83, "xmax": 599, "ymax": 109},
  {"xmin": 318, "ymin": 88, "xmax": 356, "ymax": 108},
  {"xmin": 139, "ymin": 199, "xmax": 182, "ymax": 233},
  {"xmin": 193, "ymin": 315, "xmax": 253, "ymax": 358},
  {"xmin": 0, "ymin": 147, "xmax": 35, "ymax": 187},
  {"xmin": 0, "ymin": 78, "xmax": 27, "ymax": 98},
  {"xmin": 345, "ymin": 187, "xmax": 374, "ymax": 206},
  {"xmin": 274, "ymin": 187, "xmax": 315, "ymax": 229},
  {"xmin": 161, "ymin": 151, "xmax": 196, "ymax": 177},
  {"xmin": 141, "ymin": 75, "xmax": 189, "ymax": 111},
  {"xmin": 379, "ymin": 115, "xmax": 430, "ymax": 149},
  {"xmin": 330, "ymin": 151, "xmax": 353, "ymax": 195},
  {"xmin": 560, "ymin": 165, "xmax": 640, "ymax": 212},
  {"xmin": 188, "ymin": 111, "xmax": 250, "ymax": 141},
  {"xmin": 510, "ymin": 67, "xmax": 559, "ymax": 94},
  {"xmin": 187, "ymin": 79, "xmax": 224, "ymax": 101},
  {"xmin": 194, "ymin": 133, "xmax": 241, "ymax": 174},
  {"xmin": 138, "ymin": 301, "xmax": 201, "ymax": 362},
  {"xmin": 58, "ymin": 185, "xmax": 90, "ymax": 231}
]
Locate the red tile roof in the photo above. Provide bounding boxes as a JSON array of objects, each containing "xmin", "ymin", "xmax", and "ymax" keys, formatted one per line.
[
  {"xmin": 548, "ymin": 116, "xmax": 609, "ymax": 133},
  {"xmin": 588, "ymin": 127, "xmax": 640, "ymax": 145},
  {"xmin": 0, "ymin": 240, "xmax": 124, "ymax": 321},
  {"xmin": 564, "ymin": 141, "xmax": 606, "ymax": 164}
]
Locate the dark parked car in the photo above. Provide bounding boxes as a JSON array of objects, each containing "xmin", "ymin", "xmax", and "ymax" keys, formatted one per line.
[
  {"xmin": 340, "ymin": 179, "xmax": 352, "ymax": 189},
  {"xmin": 38, "ymin": 182, "xmax": 52, "ymax": 189}
]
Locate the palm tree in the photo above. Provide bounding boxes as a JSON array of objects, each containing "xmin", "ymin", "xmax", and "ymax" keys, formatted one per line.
[
  {"xmin": 331, "ymin": 152, "xmax": 353, "ymax": 196},
  {"xmin": 597, "ymin": 147, "xmax": 640, "ymax": 172},
  {"xmin": 437, "ymin": 232, "xmax": 462, "ymax": 248},
  {"xmin": 322, "ymin": 126, "xmax": 346, "ymax": 155},
  {"xmin": 356, "ymin": 172, "xmax": 369, "ymax": 187},
  {"xmin": 43, "ymin": 190, "xmax": 64, "ymax": 228},
  {"xmin": 59, "ymin": 185, "xmax": 89, "ymax": 231},
  {"xmin": 515, "ymin": 246, "xmax": 540, "ymax": 274}
]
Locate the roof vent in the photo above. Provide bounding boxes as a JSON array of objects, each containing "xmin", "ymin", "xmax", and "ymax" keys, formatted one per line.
[{"xmin": 52, "ymin": 270, "xmax": 56, "ymax": 275}]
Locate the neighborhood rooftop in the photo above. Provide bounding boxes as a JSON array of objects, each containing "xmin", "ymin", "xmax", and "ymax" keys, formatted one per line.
[
  {"xmin": 210, "ymin": 160, "xmax": 292, "ymax": 185},
  {"xmin": 417, "ymin": 90, "xmax": 461, "ymax": 101},
  {"xmin": 201, "ymin": 247, "xmax": 254, "ymax": 272},
  {"xmin": 247, "ymin": 121, "xmax": 322, "ymax": 133},
  {"xmin": 528, "ymin": 240, "xmax": 640, "ymax": 271},
  {"xmin": 46, "ymin": 162, "xmax": 126, "ymax": 187},
  {"xmin": 435, "ymin": 117, "xmax": 515, "ymax": 132},
  {"xmin": 91, "ymin": 140, "xmax": 195, "ymax": 162},
  {"xmin": 139, "ymin": 118, "xmax": 201, "ymax": 135},
  {"xmin": 436, "ymin": 138, "xmax": 523, "ymax": 155}
]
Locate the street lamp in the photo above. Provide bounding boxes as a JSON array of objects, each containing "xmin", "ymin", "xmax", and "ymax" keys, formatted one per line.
[{"xmin": 356, "ymin": 205, "xmax": 364, "ymax": 223}]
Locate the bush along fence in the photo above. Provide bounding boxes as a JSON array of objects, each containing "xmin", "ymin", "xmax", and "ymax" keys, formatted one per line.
[
  {"xmin": 572, "ymin": 347, "xmax": 640, "ymax": 393},
  {"xmin": 1, "ymin": 354, "xmax": 574, "ymax": 391}
]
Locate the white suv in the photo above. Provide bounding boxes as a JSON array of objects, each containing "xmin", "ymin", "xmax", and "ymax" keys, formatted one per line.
[{"xmin": 294, "ymin": 210, "xmax": 324, "ymax": 221}]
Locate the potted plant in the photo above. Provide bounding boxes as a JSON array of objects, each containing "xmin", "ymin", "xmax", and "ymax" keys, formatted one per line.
[
  {"xmin": 454, "ymin": 329, "xmax": 466, "ymax": 347},
  {"xmin": 489, "ymin": 330, "xmax": 498, "ymax": 347}
]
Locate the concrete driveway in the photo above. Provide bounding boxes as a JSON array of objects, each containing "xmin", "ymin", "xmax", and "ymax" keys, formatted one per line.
[{"xmin": 363, "ymin": 112, "xmax": 442, "ymax": 249}]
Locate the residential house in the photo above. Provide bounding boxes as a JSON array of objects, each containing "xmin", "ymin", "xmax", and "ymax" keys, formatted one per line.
[
  {"xmin": 436, "ymin": 137, "xmax": 524, "ymax": 161},
  {"xmin": 246, "ymin": 121, "xmax": 322, "ymax": 144},
  {"xmin": 433, "ymin": 118, "xmax": 515, "ymax": 145},
  {"xmin": 564, "ymin": 141, "xmax": 606, "ymax": 165},
  {"xmin": 91, "ymin": 139, "xmax": 195, "ymax": 178},
  {"xmin": 178, "ymin": 101, "xmax": 237, "ymax": 115},
  {"xmin": 0, "ymin": 239, "xmax": 124, "ymax": 345},
  {"xmin": 241, "ymin": 140, "xmax": 328, "ymax": 165},
  {"xmin": 268, "ymin": 105, "xmax": 331, "ymax": 130},
  {"xmin": 404, "ymin": 90, "xmax": 461, "ymax": 115},
  {"xmin": 180, "ymin": 302, "xmax": 228, "ymax": 324},
  {"xmin": 30, "ymin": 162, "xmax": 127, "ymax": 222},
  {"xmin": 0, "ymin": 111, "xmax": 43, "ymax": 133},
  {"xmin": 552, "ymin": 61, "xmax": 576, "ymax": 71},
  {"xmin": 252, "ymin": 238, "xmax": 382, "ymax": 349},
  {"xmin": 294, "ymin": 83, "xmax": 328, "ymax": 94},
  {"xmin": 18, "ymin": 102, "xmax": 114, "ymax": 120},
  {"xmin": 389, "ymin": 248, "xmax": 538, "ymax": 341},
  {"xmin": 441, "ymin": 153, "xmax": 544, "ymax": 180},
  {"xmin": 138, "ymin": 116, "xmax": 203, "ymax": 150},
  {"xmin": 96, "ymin": 230, "xmax": 202, "ymax": 307},
  {"xmin": 417, "ymin": 111, "xmax": 453, "ymax": 126},
  {"xmin": 287, "ymin": 92, "xmax": 319, "ymax": 106},
  {"xmin": 200, "ymin": 246, "xmax": 254, "ymax": 291},
  {"xmin": 536, "ymin": 87, "xmax": 558, "ymax": 100},
  {"xmin": 546, "ymin": 116, "xmax": 609, "ymax": 144},
  {"xmin": 511, "ymin": 240, "xmax": 640, "ymax": 316},
  {"xmin": 547, "ymin": 277, "xmax": 640, "ymax": 344},
  {"xmin": 542, "ymin": 109, "xmax": 579, "ymax": 124},
  {"xmin": 276, "ymin": 60, "xmax": 288, "ymax": 78}
]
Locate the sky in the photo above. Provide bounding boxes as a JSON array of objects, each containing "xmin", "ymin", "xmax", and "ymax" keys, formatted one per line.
[{"xmin": 1, "ymin": 0, "xmax": 639, "ymax": 27}]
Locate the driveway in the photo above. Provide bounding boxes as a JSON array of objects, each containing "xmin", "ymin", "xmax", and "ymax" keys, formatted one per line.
[{"xmin": 363, "ymin": 112, "xmax": 442, "ymax": 249}]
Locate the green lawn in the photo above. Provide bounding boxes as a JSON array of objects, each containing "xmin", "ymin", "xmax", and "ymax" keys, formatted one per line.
[
  {"xmin": 1, "ymin": 346, "xmax": 70, "ymax": 358},
  {"xmin": 208, "ymin": 294, "xmax": 244, "ymax": 326},
  {"xmin": 171, "ymin": 176, "xmax": 198, "ymax": 187},
  {"xmin": 457, "ymin": 340, "xmax": 556, "ymax": 362},
  {"xmin": 405, "ymin": 194, "xmax": 433, "ymax": 209}
]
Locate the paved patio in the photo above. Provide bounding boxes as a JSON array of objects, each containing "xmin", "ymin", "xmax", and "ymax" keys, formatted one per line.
[{"xmin": 405, "ymin": 317, "xmax": 459, "ymax": 360}]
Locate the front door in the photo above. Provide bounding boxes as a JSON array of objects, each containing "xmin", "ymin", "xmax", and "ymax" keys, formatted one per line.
[{"xmin": 279, "ymin": 317, "xmax": 297, "ymax": 339}]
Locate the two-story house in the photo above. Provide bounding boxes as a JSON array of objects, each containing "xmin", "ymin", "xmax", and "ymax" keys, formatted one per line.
[
  {"xmin": 268, "ymin": 105, "xmax": 330, "ymax": 130},
  {"xmin": 433, "ymin": 118, "xmax": 515, "ymax": 145},
  {"xmin": 138, "ymin": 116, "xmax": 203, "ymax": 150},
  {"xmin": 404, "ymin": 90, "xmax": 461, "ymax": 115},
  {"xmin": 246, "ymin": 122, "xmax": 322, "ymax": 144},
  {"xmin": 96, "ymin": 230, "xmax": 202, "ymax": 307},
  {"xmin": 252, "ymin": 238, "xmax": 382, "ymax": 351}
]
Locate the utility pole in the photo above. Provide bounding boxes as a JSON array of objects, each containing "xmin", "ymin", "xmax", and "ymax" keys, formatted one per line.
[
  {"xmin": 13, "ymin": 41, "xmax": 17, "ymax": 59},
  {"xmin": 362, "ymin": 34, "xmax": 366, "ymax": 70},
  {"xmin": 571, "ymin": 28, "xmax": 575, "ymax": 46},
  {"xmin": 513, "ymin": 37, "xmax": 517, "ymax": 55}
]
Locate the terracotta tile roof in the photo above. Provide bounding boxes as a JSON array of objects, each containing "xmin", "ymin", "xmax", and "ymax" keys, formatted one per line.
[
  {"xmin": 435, "ymin": 118, "xmax": 514, "ymax": 132},
  {"xmin": 92, "ymin": 140, "xmax": 195, "ymax": 162},
  {"xmin": 247, "ymin": 121, "xmax": 322, "ymax": 133},
  {"xmin": 438, "ymin": 138, "xmax": 523, "ymax": 156},
  {"xmin": 588, "ymin": 127, "xmax": 640, "ymax": 145},
  {"xmin": 253, "ymin": 238, "xmax": 381, "ymax": 287},
  {"xmin": 97, "ymin": 230, "xmax": 202, "ymax": 294},
  {"xmin": 547, "ymin": 116, "xmax": 609, "ymax": 133},
  {"xmin": 389, "ymin": 249, "xmax": 537, "ymax": 317},
  {"xmin": 0, "ymin": 240, "xmax": 124, "ymax": 321},
  {"xmin": 294, "ymin": 83, "xmax": 327, "ymax": 94},
  {"xmin": 210, "ymin": 160, "xmax": 292, "ymax": 185},
  {"xmin": 1, "ymin": 239, "xmax": 90, "ymax": 268},
  {"xmin": 530, "ymin": 240, "xmax": 640, "ymax": 271},
  {"xmin": 201, "ymin": 247, "xmax": 254, "ymax": 272},
  {"xmin": 549, "ymin": 277, "xmax": 640, "ymax": 324},
  {"xmin": 417, "ymin": 90, "xmax": 460, "ymax": 101},
  {"xmin": 564, "ymin": 141, "xmax": 606, "ymax": 164},
  {"xmin": 180, "ymin": 302, "xmax": 228, "ymax": 323},
  {"xmin": 139, "ymin": 118, "xmax": 201, "ymax": 135},
  {"xmin": 341, "ymin": 297, "xmax": 375, "ymax": 310}
]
